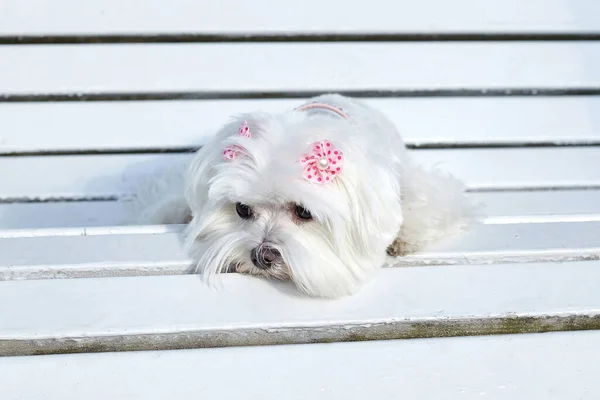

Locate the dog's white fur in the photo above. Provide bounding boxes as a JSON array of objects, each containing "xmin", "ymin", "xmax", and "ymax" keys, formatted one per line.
[{"xmin": 132, "ymin": 94, "xmax": 474, "ymax": 298}]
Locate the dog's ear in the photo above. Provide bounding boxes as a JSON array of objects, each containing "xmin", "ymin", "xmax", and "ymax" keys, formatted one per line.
[
  {"xmin": 185, "ymin": 118, "xmax": 254, "ymax": 211},
  {"xmin": 185, "ymin": 136, "xmax": 218, "ymax": 212},
  {"xmin": 332, "ymin": 166, "xmax": 404, "ymax": 261},
  {"xmin": 389, "ymin": 163, "xmax": 477, "ymax": 256}
]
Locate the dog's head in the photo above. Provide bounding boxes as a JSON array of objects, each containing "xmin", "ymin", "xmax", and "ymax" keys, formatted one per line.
[{"xmin": 184, "ymin": 110, "xmax": 403, "ymax": 298}]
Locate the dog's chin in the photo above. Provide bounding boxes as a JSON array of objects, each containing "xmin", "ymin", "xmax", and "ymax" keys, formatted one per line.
[
  {"xmin": 234, "ymin": 261, "xmax": 291, "ymax": 281},
  {"xmin": 193, "ymin": 232, "xmax": 371, "ymax": 298}
]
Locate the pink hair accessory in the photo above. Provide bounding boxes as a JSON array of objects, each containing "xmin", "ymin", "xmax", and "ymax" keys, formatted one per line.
[
  {"xmin": 223, "ymin": 120, "xmax": 251, "ymax": 160},
  {"xmin": 300, "ymin": 140, "xmax": 344, "ymax": 184},
  {"xmin": 295, "ymin": 102, "xmax": 351, "ymax": 120}
]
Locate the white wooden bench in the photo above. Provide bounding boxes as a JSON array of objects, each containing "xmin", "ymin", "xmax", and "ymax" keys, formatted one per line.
[{"xmin": 1, "ymin": 1, "xmax": 600, "ymax": 398}]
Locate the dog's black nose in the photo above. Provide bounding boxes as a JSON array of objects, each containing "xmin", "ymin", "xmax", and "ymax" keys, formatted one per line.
[{"xmin": 250, "ymin": 246, "xmax": 281, "ymax": 270}]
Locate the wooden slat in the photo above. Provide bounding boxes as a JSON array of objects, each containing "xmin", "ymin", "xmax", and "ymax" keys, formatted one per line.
[
  {"xmin": 1, "ymin": 332, "xmax": 599, "ymax": 400},
  {"xmin": 0, "ymin": 201, "xmax": 128, "ymax": 229},
  {"xmin": 2, "ymin": 43, "xmax": 600, "ymax": 95},
  {"xmin": 0, "ymin": 261, "xmax": 599, "ymax": 356},
  {"xmin": 1, "ymin": 0, "xmax": 600, "ymax": 35},
  {"xmin": 0, "ymin": 153, "xmax": 180, "ymax": 201},
  {"xmin": 0, "ymin": 227, "xmax": 189, "ymax": 280},
  {"xmin": 468, "ymin": 190, "xmax": 600, "ymax": 218},
  {"xmin": 1, "ymin": 190, "xmax": 599, "ymax": 230},
  {"xmin": 1, "ymin": 221, "xmax": 599, "ymax": 280},
  {"xmin": 2, "ymin": 97, "xmax": 600, "ymax": 154},
  {"xmin": 1, "ymin": 148, "xmax": 598, "ymax": 201}
]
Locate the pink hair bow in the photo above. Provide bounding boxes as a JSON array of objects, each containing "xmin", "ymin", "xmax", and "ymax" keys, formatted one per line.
[
  {"xmin": 223, "ymin": 120, "xmax": 251, "ymax": 160},
  {"xmin": 301, "ymin": 140, "xmax": 344, "ymax": 184}
]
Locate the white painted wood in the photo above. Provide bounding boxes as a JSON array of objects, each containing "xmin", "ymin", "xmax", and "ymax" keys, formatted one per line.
[
  {"xmin": 0, "ymin": 201, "xmax": 128, "ymax": 229},
  {"xmin": 2, "ymin": 0, "xmax": 600, "ymax": 35},
  {"xmin": 0, "ymin": 228, "xmax": 190, "ymax": 280},
  {"xmin": 415, "ymin": 147, "xmax": 600, "ymax": 191},
  {"xmin": 0, "ymin": 224, "xmax": 181, "ymax": 239},
  {"xmin": 408, "ymin": 221, "xmax": 600, "ymax": 265},
  {"xmin": 467, "ymin": 190, "xmax": 600, "ymax": 218},
  {"xmin": 2, "ymin": 331, "xmax": 599, "ymax": 400},
  {"xmin": 0, "ymin": 261, "xmax": 599, "ymax": 356},
  {"xmin": 1, "ymin": 221, "xmax": 598, "ymax": 280},
  {"xmin": 0, "ymin": 153, "xmax": 182, "ymax": 200},
  {"xmin": 2, "ymin": 97, "xmax": 600, "ymax": 154},
  {"xmin": 1, "ymin": 148, "xmax": 598, "ymax": 201},
  {"xmin": 2, "ymin": 43, "xmax": 600, "ymax": 94},
  {"xmin": 1, "ymin": 190, "xmax": 599, "ymax": 230}
]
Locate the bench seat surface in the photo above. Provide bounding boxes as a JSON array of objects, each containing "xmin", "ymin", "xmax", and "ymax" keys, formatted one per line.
[{"xmin": 0, "ymin": 1, "xmax": 599, "ymax": 398}]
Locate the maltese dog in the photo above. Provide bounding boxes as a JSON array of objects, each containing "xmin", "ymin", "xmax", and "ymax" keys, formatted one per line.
[{"xmin": 133, "ymin": 94, "xmax": 474, "ymax": 298}]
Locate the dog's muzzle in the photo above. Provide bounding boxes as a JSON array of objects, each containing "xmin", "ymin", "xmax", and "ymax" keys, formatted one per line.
[{"xmin": 250, "ymin": 245, "xmax": 281, "ymax": 270}]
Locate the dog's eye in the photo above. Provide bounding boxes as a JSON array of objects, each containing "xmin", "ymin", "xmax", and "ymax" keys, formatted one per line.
[
  {"xmin": 294, "ymin": 204, "xmax": 312, "ymax": 220},
  {"xmin": 235, "ymin": 202, "xmax": 253, "ymax": 219}
]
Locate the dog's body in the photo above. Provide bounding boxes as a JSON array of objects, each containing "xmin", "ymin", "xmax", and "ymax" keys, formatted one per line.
[{"xmin": 133, "ymin": 94, "xmax": 473, "ymax": 297}]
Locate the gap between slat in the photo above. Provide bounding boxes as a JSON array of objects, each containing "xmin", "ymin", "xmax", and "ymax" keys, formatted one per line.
[
  {"xmin": 4, "ymin": 88, "xmax": 600, "ymax": 103},
  {"xmin": 2, "ymin": 32, "xmax": 600, "ymax": 45},
  {"xmin": 0, "ymin": 196, "xmax": 120, "ymax": 204},
  {"xmin": 2, "ymin": 142, "xmax": 600, "ymax": 157},
  {"xmin": 4, "ymin": 186, "xmax": 600, "ymax": 205}
]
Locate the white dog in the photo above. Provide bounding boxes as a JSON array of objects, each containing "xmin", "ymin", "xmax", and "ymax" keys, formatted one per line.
[{"xmin": 133, "ymin": 94, "xmax": 474, "ymax": 298}]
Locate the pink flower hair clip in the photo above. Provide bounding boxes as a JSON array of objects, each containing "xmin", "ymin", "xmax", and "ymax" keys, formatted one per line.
[
  {"xmin": 223, "ymin": 120, "xmax": 251, "ymax": 160},
  {"xmin": 300, "ymin": 140, "xmax": 344, "ymax": 184}
]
